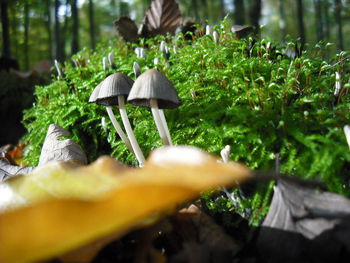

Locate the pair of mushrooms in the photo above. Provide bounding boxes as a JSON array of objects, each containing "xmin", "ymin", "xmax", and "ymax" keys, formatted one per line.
[{"xmin": 89, "ymin": 67, "xmax": 180, "ymax": 167}]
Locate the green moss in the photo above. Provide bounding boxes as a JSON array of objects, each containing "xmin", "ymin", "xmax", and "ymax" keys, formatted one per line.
[{"xmin": 22, "ymin": 21, "xmax": 350, "ymax": 224}]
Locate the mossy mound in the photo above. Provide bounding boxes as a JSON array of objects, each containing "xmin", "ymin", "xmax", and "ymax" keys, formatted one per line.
[{"xmin": 22, "ymin": 21, "xmax": 350, "ymax": 224}]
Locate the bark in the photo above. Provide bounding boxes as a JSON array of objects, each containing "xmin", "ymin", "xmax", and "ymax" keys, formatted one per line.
[
  {"xmin": 89, "ymin": 0, "xmax": 96, "ymax": 49},
  {"xmin": 9, "ymin": 4, "xmax": 19, "ymax": 57},
  {"xmin": 200, "ymin": 0, "xmax": 209, "ymax": 21},
  {"xmin": 313, "ymin": 0, "xmax": 324, "ymax": 42},
  {"xmin": 296, "ymin": 0, "xmax": 306, "ymax": 46},
  {"xmin": 45, "ymin": 0, "xmax": 53, "ymax": 61},
  {"xmin": 334, "ymin": 0, "xmax": 344, "ymax": 51},
  {"xmin": 54, "ymin": 0, "xmax": 63, "ymax": 62},
  {"xmin": 219, "ymin": 0, "xmax": 225, "ymax": 19},
  {"xmin": 110, "ymin": 0, "xmax": 116, "ymax": 17},
  {"xmin": 233, "ymin": 0, "xmax": 245, "ymax": 25},
  {"xmin": 249, "ymin": 0, "xmax": 262, "ymax": 35},
  {"xmin": 192, "ymin": 0, "xmax": 199, "ymax": 19},
  {"xmin": 1, "ymin": 1, "xmax": 11, "ymax": 58},
  {"xmin": 71, "ymin": 0, "xmax": 79, "ymax": 54},
  {"xmin": 323, "ymin": 0, "xmax": 330, "ymax": 41},
  {"xmin": 24, "ymin": 1, "xmax": 29, "ymax": 70},
  {"xmin": 279, "ymin": 0, "xmax": 286, "ymax": 42},
  {"xmin": 119, "ymin": 1, "xmax": 130, "ymax": 16},
  {"xmin": 61, "ymin": 0, "xmax": 70, "ymax": 61}
]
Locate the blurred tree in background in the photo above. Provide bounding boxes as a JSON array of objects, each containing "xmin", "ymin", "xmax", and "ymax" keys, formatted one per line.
[{"xmin": 1, "ymin": 0, "xmax": 350, "ymax": 70}]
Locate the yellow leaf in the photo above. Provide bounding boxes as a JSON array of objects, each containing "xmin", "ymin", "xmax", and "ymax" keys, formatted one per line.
[{"xmin": 0, "ymin": 146, "xmax": 251, "ymax": 263}]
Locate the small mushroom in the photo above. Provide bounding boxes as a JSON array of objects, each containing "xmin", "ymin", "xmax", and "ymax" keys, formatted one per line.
[
  {"xmin": 95, "ymin": 73, "xmax": 145, "ymax": 166},
  {"xmin": 89, "ymin": 82, "xmax": 131, "ymax": 154},
  {"xmin": 108, "ymin": 51, "xmax": 116, "ymax": 69},
  {"xmin": 102, "ymin": 57, "xmax": 109, "ymax": 72},
  {"xmin": 133, "ymin": 62, "xmax": 141, "ymax": 78},
  {"xmin": 335, "ymin": 72, "xmax": 341, "ymax": 96},
  {"xmin": 89, "ymin": 81, "xmax": 132, "ymax": 156},
  {"xmin": 220, "ymin": 145, "xmax": 231, "ymax": 163},
  {"xmin": 101, "ymin": 117, "xmax": 107, "ymax": 132},
  {"xmin": 71, "ymin": 58, "xmax": 79, "ymax": 68},
  {"xmin": 88, "ymin": 82, "xmax": 102, "ymax": 103},
  {"xmin": 127, "ymin": 69, "xmax": 180, "ymax": 145},
  {"xmin": 160, "ymin": 40, "xmax": 170, "ymax": 59},
  {"xmin": 135, "ymin": 47, "xmax": 146, "ymax": 58},
  {"xmin": 54, "ymin": 59, "xmax": 63, "ymax": 79},
  {"xmin": 213, "ymin": 30, "xmax": 219, "ymax": 44},
  {"xmin": 344, "ymin": 125, "xmax": 350, "ymax": 150},
  {"xmin": 205, "ymin": 24, "xmax": 211, "ymax": 35},
  {"xmin": 154, "ymin": 57, "xmax": 160, "ymax": 67}
]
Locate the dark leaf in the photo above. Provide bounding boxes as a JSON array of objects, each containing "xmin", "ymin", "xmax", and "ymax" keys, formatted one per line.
[
  {"xmin": 230, "ymin": 25, "xmax": 254, "ymax": 39},
  {"xmin": 143, "ymin": 0, "xmax": 182, "ymax": 37},
  {"xmin": 114, "ymin": 16, "xmax": 139, "ymax": 43},
  {"xmin": 257, "ymin": 179, "xmax": 350, "ymax": 262}
]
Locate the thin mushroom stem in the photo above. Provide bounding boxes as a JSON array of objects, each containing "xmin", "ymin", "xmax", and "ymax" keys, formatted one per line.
[
  {"xmin": 150, "ymin": 99, "xmax": 170, "ymax": 145},
  {"xmin": 158, "ymin": 109, "xmax": 173, "ymax": 145},
  {"xmin": 118, "ymin": 96, "xmax": 145, "ymax": 167},
  {"xmin": 106, "ymin": 106, "xmax": 134, "ymax": 153}
]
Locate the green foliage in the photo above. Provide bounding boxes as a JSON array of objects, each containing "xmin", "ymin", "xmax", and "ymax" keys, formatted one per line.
[{"xmin": 22, "ymin": 20, "xmax": 350, "ymax": 225}]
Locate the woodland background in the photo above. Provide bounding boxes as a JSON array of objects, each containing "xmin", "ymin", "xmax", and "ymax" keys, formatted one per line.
[{"xmin": 1, "ymin": 0, "xmax": 350, "ymax": 71}]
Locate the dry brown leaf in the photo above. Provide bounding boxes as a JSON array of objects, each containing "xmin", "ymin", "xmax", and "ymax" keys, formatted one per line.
[
  {"xmin": 0, "ymin": 146, "xmax": 250, "ymax": 263},
  {"xmin": 114, "ymin": 16, "xmax": 139, "ymax": 43},
  {"xmin": 143, "ymin": 0, "xmax": 182, "ymax": 37}
]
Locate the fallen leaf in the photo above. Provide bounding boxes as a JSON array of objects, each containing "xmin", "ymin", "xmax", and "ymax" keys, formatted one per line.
[
  {"xmin": 143, "ymin": 0, "xmax": 182, "ymax": 37},
  {"xmin": 38, "ymin": 124, "xmax": 87, "ymax": 166},
  {"xmin": 0, "ymin": 146, "xmax": 250, "ymax": 263},
  {"xmin": 114, "ymin": 16, "xmax": 139, "ymax": 43}
]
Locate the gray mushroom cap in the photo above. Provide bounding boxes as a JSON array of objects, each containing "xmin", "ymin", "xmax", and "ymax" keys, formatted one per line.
[
  {"xmin": 88, "ymin": 82, "xmax": 102, "ymax": 103},
  {"xmin": 96, "ymin": 73, "xmax": 134, "ymax": 106},
  {"xmin": 127, "ymin": 69, "xmax": 180, "ymax": 109}
]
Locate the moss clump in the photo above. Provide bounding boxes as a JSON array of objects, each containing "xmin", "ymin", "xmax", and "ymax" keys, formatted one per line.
[{"xmin": 22, "ymin": 21, "xmax": 350, "ymax": 224}]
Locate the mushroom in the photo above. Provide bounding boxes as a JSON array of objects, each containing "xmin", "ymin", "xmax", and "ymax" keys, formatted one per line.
[
  {"xmin": 335, "ymin": 72, "xmax": 341, "ymax": 96},
  {"xmin": 213, "ymin": 30, "xmax": 219, "ymax": 44},
  {"xmin": 127, "ymin": 69, "xmax": 180, "ymax": 146},
  {"xmin": 54, "ymin": 59, "xmax": 63, "ymax": 79},
  {"xmin": 220, "ymin": 145, "xmax": 231, "ymax": 163},
  {"xmin": 154, "ymin": 57, "xmax": 160, "ymax": 67},
  {"xmin": 133, "ymin": 62, "xmax": 141, "ymax": 78},
  {"xmin": 160, "ymin": 40, "xmax": 170, "ymax": 59},
  {"xmin": 344, "ymin": 125, "xmax": 350, "ymax": 150},
  {"xmin": 108, "ymin": 51, "xmax": 116, "ymax": 69},
  {"xmin": 205, "ymin": 24, "xmax": 211, "ymax": 35},
  {"xmin": 95, "ymin": 73, "xmax": 145, "ymax": 166},
  {"xmin": 135, "ymin": 47, "xmax": 146, "ymax": 58},
  {"xmin": 102, "ymin": 57, "xmax": 108, "ymax": 71},
  {"xmin": 89, "ymin": 81, "xmax": 133, "ymax": 157}
]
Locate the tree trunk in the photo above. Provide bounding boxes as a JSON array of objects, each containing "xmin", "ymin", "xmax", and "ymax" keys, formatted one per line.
[
  {"xmin": 249, "ymin": 0, "xmax": 262, "ymax": 35},
  {"xmin": 334, "ymin": 0, "xmax": 343, "ymax": 51},
  {"xmin": 192, "ymin": 0, "xmax": 199, "ymax": 19},
  {"xmin": 45, "ymin": 0, "xmax": 53, "ymax": 61},
  {"xmin": 24, "ymin": 1, "xmax": 29, "ymax": 70},
  {"xmin": 233, "ymin": 0, "xmax": 245, "ymax": 25},
  {"xmin": 323, "ymin": 0, "xmax": 330, "ymax": 41},
  {"xmin": 296, "ymin": 0, "xmax": 306, "ymax": 46},
  {"xmin": 61, "ymin": 0, "xmax": 70, "ymax": 61},
  {"xmin": 89, "ymin": 0, "xmax": 96, "ymax": 49},
  {"xmin": 54, "ymin": 0, "xmax": 63, "ymax": 61},
  {"xmin": 9, "ymin": 4, "xmax": 19, "ymax": 58},
  {"xmin": 1, "ymin": 1, "xmax": 11, "ymax": 58},
  {"xmin": 200, "ymin": 0, "xmax": 209, "ymax": 21},
  {"xmin": 279, "ymin": 0, "xmax": 286, "ymax": 42},
  {"xmin": 313, "ymin": 0, "xmax": 324, "ymax": 42},
  {"xmin": 71, "ymin": 0, "xmax": 79, "ymax": 54},
  {"xmin": 219, "ymin": 0, "xmax": 225, "ymax": 19}
]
